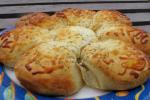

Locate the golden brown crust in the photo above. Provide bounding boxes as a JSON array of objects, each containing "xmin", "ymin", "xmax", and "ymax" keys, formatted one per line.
[
  {"xmin": 16, "ymin": 12, "xmax": 50, "ymax": 27},
  {"xmin": 14, "ymin": 42, "xmax": 83, "ymax": 96},
  {"xmin": 80, "ymin": 39, "xmax": 150, "ymax": 90},
  {"xmin": 98, "ymin": 25, "xmax": 150, "ymax": 55},
  {"xmin": 41, "ymin": 13, "xmax": 68, "ymax": 30},
  {"xmin": 92, "ymin": 10, "xmax": 132, "ymax": 32},
  {"xmin": 16, "ymin": 12, "xmax": 69, "ymax": 30},
  {"xmin": 0, "ymin": 26, "xmax": 53, "ymax": 67},
  {"xmin": 62, "ymin": 8, "xmax": 96, "ymax": 28},
  {"xmin": 16, "ymin": 9, "xmax": 131, "ymax": 32}
]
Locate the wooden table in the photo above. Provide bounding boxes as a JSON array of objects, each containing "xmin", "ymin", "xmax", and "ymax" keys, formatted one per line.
[{"xmin": 0, "ymin": 0, "xmax": 149, "ymax": 32}]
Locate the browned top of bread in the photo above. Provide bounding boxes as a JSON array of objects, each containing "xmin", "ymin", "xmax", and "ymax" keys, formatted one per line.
[
  {"xmin": 92, "ymin": 10, "xmax": 132, "ymax": 32},
  {"xmin": 62, "ymin": 8, "xmax": 96, "ymax": 28},
  {"xmin": 0, "ymin": 25, "xmax": 53, "ymax": 67},
  {"xmin": 14, "ymin": 41, "xmax": 83, "ymax": 95},
  {"xmin": 16, "ymin": 8, "xmax": 132, "ymax": 32},
  {"xmin": 16, "ymin": 12, "xmax": 50, "ymax": 27},
  {"xmin": 98, "ymin": 25, "xmax": 150, "ymax": 55}
]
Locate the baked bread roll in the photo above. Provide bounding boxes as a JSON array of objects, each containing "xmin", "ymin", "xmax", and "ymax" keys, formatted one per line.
[
  {"xmin": 0, "ymin": 8, "xmax": 149, "ymax": 95},
  {"xmin": 62, "ymin": 8, "xmax": 96, "ymax": 28},
  {"xmin": 14, "ymin": 41, "xmax": 83, "ymax": 96},
  {"xmin": 0, "ymin": 26, "xmax": 53, "ymax": 68},
  {"xmin": 50, "ymin": 26, "xmax": 96, "ymax": 57},
  {"xmin": 92, "ymin": 10, "xmax": 132, "ymax": 32},
  {"xmin": 80, "ymin": 39, "xmax": 150, "ymax": 90},
  {"xmin": 97, "ymin": 25, "xmax": 150, "ymax": 55}
]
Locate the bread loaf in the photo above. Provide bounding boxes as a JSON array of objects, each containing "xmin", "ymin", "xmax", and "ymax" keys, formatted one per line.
[{"xmin": 0, "ymin": 8, "xmax": 149, "ymax": 96}]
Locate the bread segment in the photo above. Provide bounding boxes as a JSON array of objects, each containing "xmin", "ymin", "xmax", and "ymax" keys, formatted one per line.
[
  {"xmin": 14, "ymin": 41, "xmax": 83, "ymax": 96},
  {"xmin": 0, "ymin": 26, "xmax": 53, "ymax": 67},
  {"xmin": 92, "ymin": 10, "xmax": 132, "ymax": 32},
  {"xmin": 80, "ymin": 39, "xmax": 150, "ymax": 90}
]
